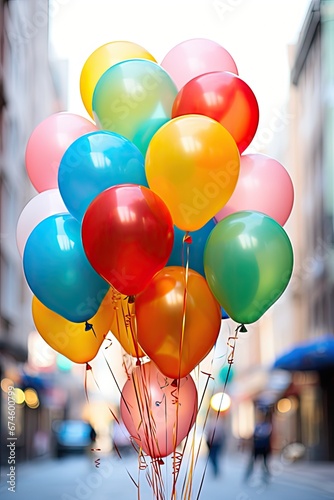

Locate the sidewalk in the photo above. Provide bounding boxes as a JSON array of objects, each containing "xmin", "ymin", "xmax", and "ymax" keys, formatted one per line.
[
  {"xmin": 1, "ymin": 450, "xmax": 334, "ymax": 499},
  {"xmin": 197, "ymin": 451, "xmax": 334, "ymax": 499},
  {"xmin": 267, "ymin": 455, "xmax": 334, "ymax": 497}
]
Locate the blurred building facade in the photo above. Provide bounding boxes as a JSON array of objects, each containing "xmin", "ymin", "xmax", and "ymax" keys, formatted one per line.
[
  {"xmin": 230, "ymin": 0, "xmax": 334, "ymax": 462},
  {"xmin": 286, "ymin": 0, "xmax": 334, "ymax": 461},
  {"xmin": 0, "ymin": 0, "xmax": 67, "ymax": 464}
]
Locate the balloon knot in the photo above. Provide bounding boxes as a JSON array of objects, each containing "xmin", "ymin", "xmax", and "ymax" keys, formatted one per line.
[
  {"xmin": 158, "ymin": 458, "xmax": 164, "ymax": 465},
  {"xmin": 86, "ymin": 363, "xmax": 92, "ymax": 371},
  {"xmin": 183, "ymin": 234, "xmax": 192, "ymax": 244},
  {"xmin": 171, "ymin": 379, "xmax": 178, "ymax": 387},
  {"xmin": 239, "ymin": 324, "xmax": 248, "ymax": 333},
  {"xmin": 85, "ymin": 321, "xmax": 93, "ymax": 331},
  {"xmin": 136, "ymin": 359, "xmax": 141, "ymax": 366},
  {"xmin": 127, "ymin": 295, "xmax": 135, "ymax": 304}
]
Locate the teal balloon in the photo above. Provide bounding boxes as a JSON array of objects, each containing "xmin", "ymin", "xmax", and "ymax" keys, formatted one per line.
[
  {"xmin": 167, "ymin": 218, "xmax": 216, "ymax": 276},
  {"xmin": 58, "ymin": 130, "xmax": 147, "ymax": 222},
  {"xmin": 23, "ymin": 214, "xmax": 109, "ymax": 323},
  {"xmin": 218, "ymin": 364, "xmax": 234, "ymax": 385},
  {"xmin": 204, "ymin": 211, "xmax": 294, "ymax": 325},
  {"xmin": 92, "ymin": 59, "xmax": 178, "ymax": 155}
]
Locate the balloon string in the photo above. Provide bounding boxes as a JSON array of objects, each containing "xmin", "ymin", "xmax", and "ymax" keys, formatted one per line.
[
  {"xmin": 84, "ymin": 363, "xmax": 92, "ymax": 402},
  {"xmin": 123, "ymin": 296, "xmax": 142, "ymax": 363},
  {"xmin": 112, "ymin": 289, "xmax": 142, "ymax": 363},
  {"xmin": 102, "ymin": 352, "xmax": 132, "ymax": 417},
  {"xmin": 86, "ymin": 353, "xmax": 140, "ymax": 490},
  {"xmin": 172, "ymin": 233, "xmax": 191, "ymax": 498},
  {"xmin": 111, "ymin": 287, "xmax": 137, "ymax": 361},
  {"xmin": 84, "ymin": 363, "xmax": 104, "ymax": 468},
  {"xmin": 180, "ymin": 350, "xmax": 217, "ymax": 500},
  {"xmin": 194, "ymin": 325, "xmax": 240, "ymax": 500},
  {"xmin": 85, "ymin": 321, "xmax": 97, "ymax": 338},
  {"xmin": 180, "ymin": 332, "xmax": 218, "ymax": 498},
  {"xmin": 130, "ymin": 363, "xmax": 166, "ymax": 498},
  {"xmin": 181, "ymin": 404, "xmax": 198, "ymax": 500}
]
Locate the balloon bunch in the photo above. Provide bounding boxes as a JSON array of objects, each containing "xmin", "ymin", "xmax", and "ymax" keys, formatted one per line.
[{"xmin": 17, "ymin": 37, "xmax": 294, "ymax": 488}]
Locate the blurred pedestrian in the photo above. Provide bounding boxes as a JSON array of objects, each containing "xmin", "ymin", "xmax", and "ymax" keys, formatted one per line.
[
  {"xmin": 244, "ymin": 410, "xmax": 272, "ymax": 483},
  {"xmin": 205, "ymin": 414, "xmax": 226, "ymax": 477}
]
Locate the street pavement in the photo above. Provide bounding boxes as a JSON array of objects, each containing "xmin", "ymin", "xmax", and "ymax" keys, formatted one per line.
[{"xmin": 1, "ymin": 450, "xmax": 334, "ymax": 499}]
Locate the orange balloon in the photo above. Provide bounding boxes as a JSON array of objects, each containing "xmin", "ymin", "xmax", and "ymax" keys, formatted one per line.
[
  {"xmin": 145, "ymin": 115, "xmax": 240, "ymax": 231},
  {"xmin": 135, "ymin": 266, "xmax": 222, "ymax": 379},
  {"xmin": 120, "ymin": 361, "xmax": 198, "ymax": 458},
  {"xmin": 32, "ymin": 288, "xmax": 115, "ymax": 364},
  {"xmin": 109, "ymin": 291, "xmax": 145, "ymax": 358}
]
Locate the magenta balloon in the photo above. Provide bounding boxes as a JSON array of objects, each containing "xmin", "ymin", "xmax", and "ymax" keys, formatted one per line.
[
  {"xmin": 160, "ymin": 38, "xmax": 238, "ymax": 90},
  {"xmin": 120, "ymin": 361, "xmax": 198, "ymax": 458},
  {"xmin": 16, "ymin": 189, "xmax": 68, "ymax": 258},
  {"xmin": 215, "ymin": 153, "xmax": 294, "ymax": 226},
  {"xmin": 25, "ymin": 112, "xmax": 98, "ymax": 192}
]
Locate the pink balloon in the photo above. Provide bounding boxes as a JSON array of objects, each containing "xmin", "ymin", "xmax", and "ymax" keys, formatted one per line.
[
  {"xmin": 16, "ymin": 189, "xmax": 68, "ymax": 258},
  {"xmin": 161, "ymin": 38, "xmax": 238, "ymax": 90},
  {"xmin": 25, "ymin": 112, "xmax": 98, "ymax": 192},
  {"xmin": 215, "ymin": 153, "xmax": 294, "ymax": 226},
  {"xmin": 120, "ymin": 361, "xmax": 198, "ymax": 458}
]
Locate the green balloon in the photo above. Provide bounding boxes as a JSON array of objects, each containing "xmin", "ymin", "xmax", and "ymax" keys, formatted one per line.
[
  {"xmin": 204, "ymin": 211, "xmax": 294, "ymax": 324},
  {"xmin": 92, "ymin": 59, "xmax": 178, "ymax": 156}
]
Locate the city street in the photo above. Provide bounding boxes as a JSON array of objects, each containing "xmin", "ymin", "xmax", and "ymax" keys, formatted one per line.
[{"xmin": 1, "ymin": 451, "xmax": 333, "ymax": 500}]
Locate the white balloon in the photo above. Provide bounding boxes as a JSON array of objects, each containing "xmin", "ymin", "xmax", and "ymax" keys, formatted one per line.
[{"xmin": 16, "ymin": 189, "xmax": 68, "ymax": 258}]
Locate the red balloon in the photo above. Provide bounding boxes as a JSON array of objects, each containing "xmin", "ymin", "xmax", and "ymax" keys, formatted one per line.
[
  {"xmin": 120, "ymin": 361, "xmax": 198, "ymax": 458},
  {"xmin": 81, "ymin": 184, "xmax": 174, "ymax": 296},
  {"xmin": 172, "ymin": 71, "xmax": 259, "ymax": 154}
]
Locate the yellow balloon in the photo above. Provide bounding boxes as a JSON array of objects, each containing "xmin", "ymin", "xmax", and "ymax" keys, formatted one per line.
[
  {"xmin": 145, "ymin": 115, "xmax": 240, "ymax": 231},
  {"xmin": 80, "ymin": 41, "xmax": 157, "ymax": 118},
  {"xmin": 109, "ymin": 292, "xmax": 145, "ymax": 358},
  {"xmin": 32, "ymin": 289, "xmax": 115, "ymax": 364}
]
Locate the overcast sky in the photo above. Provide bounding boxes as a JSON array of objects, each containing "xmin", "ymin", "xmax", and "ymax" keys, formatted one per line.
[{"xmin": 49, "ymin": 0, "xmax": 311, "ymax": 130}]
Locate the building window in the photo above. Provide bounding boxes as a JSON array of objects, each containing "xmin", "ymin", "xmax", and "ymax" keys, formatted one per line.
[{"xmin": 0, "ymin": 251, "xmax": 19, "ymax": 322}]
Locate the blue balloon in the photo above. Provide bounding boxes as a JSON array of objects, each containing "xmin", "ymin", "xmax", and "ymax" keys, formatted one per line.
[
  {"xmin": 221, "ymin": 307, "xmax": 229, "ymax": 320},
  {"xmin": 23, "ymin": 214, "xmax": 109, "ymax": 323},
  {"xmin": 58, "ymin": 130, "xmax": 147, "ymax": 222},
  {"xmin": 167, "ymin": 218, "xmax": 216, "ymax": 276}
]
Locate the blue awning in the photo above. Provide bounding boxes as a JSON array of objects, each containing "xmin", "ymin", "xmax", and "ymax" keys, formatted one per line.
[{"xmin": 273, "ymin": 334, "xmax": 334, "ymax": 371}]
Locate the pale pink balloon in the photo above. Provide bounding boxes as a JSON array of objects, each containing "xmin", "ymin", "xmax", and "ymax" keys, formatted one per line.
[
  {"xmin": 25, "ymin": 112, "xmax": 98, "ymax": 192},
  {"xmin": 120, "ymin": 361, "xmax": 198, "ymax": 458},
  {"xmin": 215, "ymin": 153, "xmax": 294, "ymax": 226},
  {"xmin": 16, "ymin": 189, "xmax": 68, "ymax": 258},
  {"xmin": 160, "ymin": 38, "xmax": 238, "ymax": 90}
]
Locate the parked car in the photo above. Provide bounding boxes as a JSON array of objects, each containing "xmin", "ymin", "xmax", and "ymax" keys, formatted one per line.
[{"xmin": 52, "ymin": 419, "xmax": 96, "ymax": 458}]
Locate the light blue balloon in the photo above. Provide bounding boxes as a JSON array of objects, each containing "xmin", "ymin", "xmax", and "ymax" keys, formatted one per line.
[
  {"xmin": 23, "ymin": 214, "xmax": 109, "ymax": 323},
  {"xmin": 167, "ymin": 218, "xmax": 216, "ymax": 276},
  {"xmin": 58, "ymin": 130, "xmax": 147, "ymax": 222}
]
